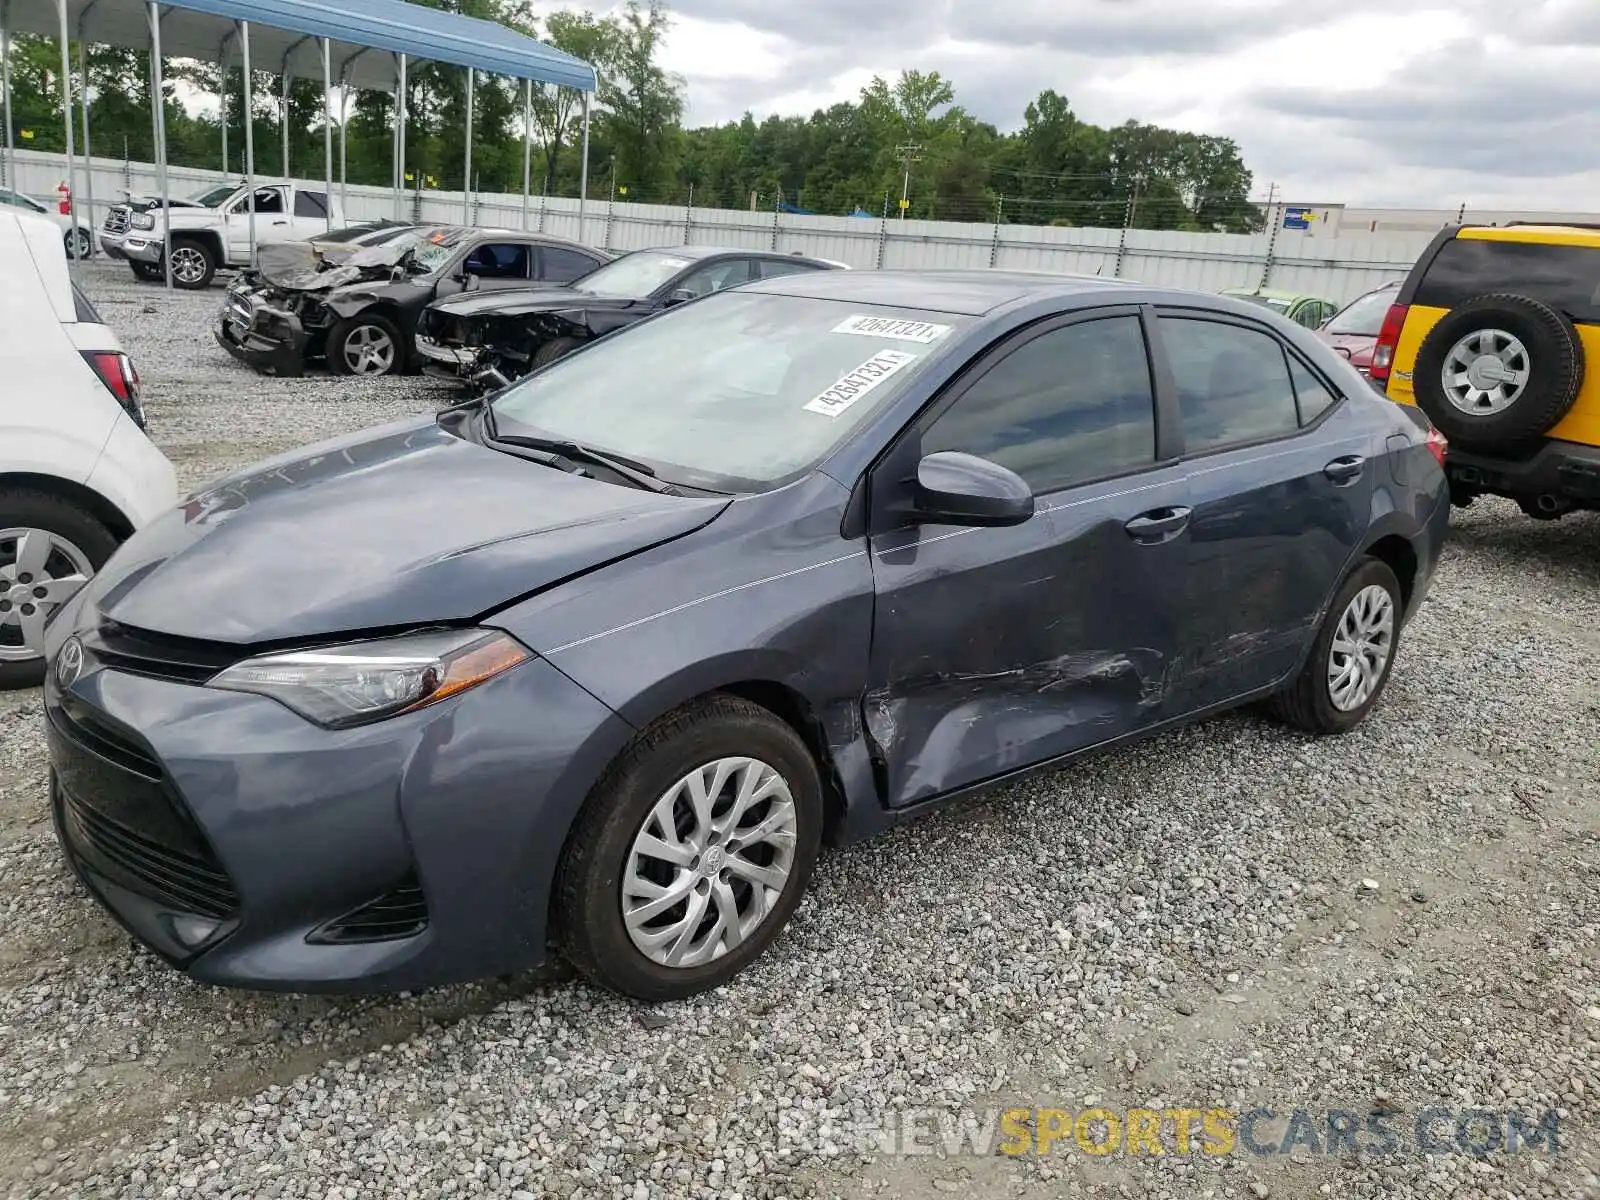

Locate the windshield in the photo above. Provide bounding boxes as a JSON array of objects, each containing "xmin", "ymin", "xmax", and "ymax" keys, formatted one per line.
[
  {"xmin": 569, "ymin": 250, "xmax": 696, "ymax": 298},
  {"xmin": 489, "ymin": 292, "xmax": 968, "ymax": 491},
  {"xmin": 1325, "ymin": 287, "xmax": 1399, "ymax": 337},
  {"xmin": 188, "ymin": 183, "xmax": 240, "ymax": 207}
]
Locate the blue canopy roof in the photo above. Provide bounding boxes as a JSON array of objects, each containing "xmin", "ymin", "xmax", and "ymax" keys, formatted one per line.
[{"xmin": 4, "ymin": 0, "xmax": 597, "ymax": 91}]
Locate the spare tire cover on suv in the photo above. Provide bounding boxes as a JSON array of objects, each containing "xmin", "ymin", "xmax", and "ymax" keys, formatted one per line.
[{"xmin": 1412, "ymin": 292, "xmax": 1585, "ymax": 450}]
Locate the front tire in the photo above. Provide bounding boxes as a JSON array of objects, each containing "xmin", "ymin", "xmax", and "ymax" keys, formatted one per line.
[
  {"xmin": 0, "ymin": 491, "xmax": 120, "ymax": 690},
  {"xmin": 327, "ymin": 313, "xmax": 404, "ymax": 376},
  {"xmin": 129, "ymin": 261, "xmax": 162, "ymax": 282},
  {"xmin": 167, "ymin": 236, "xmax": 217, "ymax": 289},
  {"xmin": 531, "ymin": 335, "xmax": 582, "ymax": 370},
  {"xmin": 1269, "ymin": 558, "xmax": 1403, "ymax": 735},
  {"xmin": 555, "ymin": 695, "xmax": 823, "ymax": 1001}
]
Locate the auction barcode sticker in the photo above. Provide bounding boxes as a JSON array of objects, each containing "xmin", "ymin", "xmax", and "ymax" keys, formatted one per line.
[
  {"xmin": 831, "ymin": 314, "xmax": 952, "ymax": 343},
  {"xmin": 803, "ymin": 349, "xmax": 918, "ymax": 418}
]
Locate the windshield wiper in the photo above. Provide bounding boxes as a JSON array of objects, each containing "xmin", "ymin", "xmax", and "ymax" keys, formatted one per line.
[{"xmin": 487, "ymin": 427, "xmax": 676, "ymax": 494}]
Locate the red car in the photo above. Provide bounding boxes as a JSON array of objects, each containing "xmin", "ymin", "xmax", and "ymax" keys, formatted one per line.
[{"xmin": 1315, "ymin": 281, "xmax": 1403, "ymax": 379}]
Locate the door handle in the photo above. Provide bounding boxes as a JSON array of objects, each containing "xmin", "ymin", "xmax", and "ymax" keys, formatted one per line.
[
  {"xmin": 271, "ymin": 219, "xmax": 288, "ymax": 226},
  {"xmin": 1324, "ymin": 454, "xmax": 1365, "ymax": 484},
  {"xmin": 1124, "ymin": 505, "xmax": 1192, "ymax": 543}
]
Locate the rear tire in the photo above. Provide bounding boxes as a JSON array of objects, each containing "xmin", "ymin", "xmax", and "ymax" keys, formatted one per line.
[
  {"xmin": 1269, "ymin": 558, "xmax": 1403, "ymax": 736},
  {"xmin": 64, "ymin": 228, "xmax": 93, "ymax": 260},
  {"xmin": 554, "ymin": 695, "xmax": 823, "ymax": 1001},
  {"xmin": 0, "ymin": 490, "xmax": 120, "ymax": 690}
]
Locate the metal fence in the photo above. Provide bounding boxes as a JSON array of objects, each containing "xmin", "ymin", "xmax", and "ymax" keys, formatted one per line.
[{"xmin": 8, "ymin": 147, "xmax": 1439, "ymax": 304}]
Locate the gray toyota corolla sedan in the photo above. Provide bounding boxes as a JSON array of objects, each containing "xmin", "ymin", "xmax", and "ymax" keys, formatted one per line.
[{"xmin": 42, "ymin": 269, "xmax": 1452, "ymax": 1002}]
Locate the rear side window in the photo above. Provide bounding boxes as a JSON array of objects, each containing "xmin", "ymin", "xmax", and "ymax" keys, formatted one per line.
[
  {"xmin": 1287, "ymin": 355, "xmax": 1337, "ymax": 425},
  {"xmin": 70, "ymin": 282, "xmax": 101, "ymax": 324},
  {"xmin": 540, "ymin": 245, "xmax": 601, "ymax": 282},
  {"xmin": 1416, "ymin": 239, "xmax": 1600, "ymax": 322},
  {"xmin": 755, "ymin": 258, "xmax": 823, "ymax": 280},
  {"xmin": 294, "ymin": 191, "xmax": 330, "ymax": 218},
  {"xmin": 1160, "ymin": 318, "xmax": 1300, "ymax": 452}
]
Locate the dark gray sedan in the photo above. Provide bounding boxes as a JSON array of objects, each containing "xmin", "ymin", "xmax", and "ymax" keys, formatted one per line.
[{"xmin": 43, "ymin": 269, "xmax": 1451, "ymax": 1001}]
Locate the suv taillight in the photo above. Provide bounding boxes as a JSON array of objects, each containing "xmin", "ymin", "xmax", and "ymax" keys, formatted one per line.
[
  {"xmin": 1369, "ymin": 302, "xmax": 1409, "ymax": 386},
  {"xmin": 82, "ymin": 350, "xmax": 147, "ymax": 430},
  {"xmin": 1425, "ymin": 425, "xmax": 1448, "ymax": 467}
]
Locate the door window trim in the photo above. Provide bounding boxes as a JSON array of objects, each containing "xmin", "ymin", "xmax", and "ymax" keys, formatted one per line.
[
  {"xmin": 1148, "ymin": 306, "xmax": 1348, "ymax": 462},
  {"xmin": 858, "ymin": 303, "xmax": 1170, "ymax": 536}
]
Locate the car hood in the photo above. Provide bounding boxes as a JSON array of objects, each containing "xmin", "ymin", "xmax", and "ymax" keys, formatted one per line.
[
  {"xmin": 81, "ymin": 415, "xmax": 730, "ymax": 645},
  {"xmin": 429, "ymin": 288, "xmax": 643, "ymax": 319}
]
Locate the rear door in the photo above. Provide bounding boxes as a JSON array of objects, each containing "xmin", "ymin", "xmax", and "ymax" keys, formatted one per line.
[
  {"xmin": 290, "ymin": 188, "xmax": 334, "ymax": 237},
  {"xmin": 863, "ymin": 306, "xmax": 1192, "ymax": 807},
  {"xmin": 1150, "ymin": 308, "xmax": 1373, "ymax": 711}
]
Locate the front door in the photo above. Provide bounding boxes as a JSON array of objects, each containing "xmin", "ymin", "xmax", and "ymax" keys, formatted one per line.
[
  {"xmin": 224, "ymin": 186, "xmax": 289, "ymax": 261},
  {"xmin": 1150, "ymin": 309, "xmax": 1374, "ymax": 711},
  {"xmin": 864, "ymin": 308, "xmax": 1192, "ymax": 807}
]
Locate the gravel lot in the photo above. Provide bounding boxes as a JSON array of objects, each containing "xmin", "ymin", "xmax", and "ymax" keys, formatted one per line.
[{"xmin": 2, "ymin": 259, "xmax": 1597, "ymax": 1200}]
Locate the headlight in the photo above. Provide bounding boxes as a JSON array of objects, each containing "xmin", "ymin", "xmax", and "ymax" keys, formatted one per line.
[
  {"xmin": 130, "ymin": 212, "xmax": 155, "ymax": 230},
  {"xmin": 206, "ymin": 628, "xmax": 529, "ymax": 728}
]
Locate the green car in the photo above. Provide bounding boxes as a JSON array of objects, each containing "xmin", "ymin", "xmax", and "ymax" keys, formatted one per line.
[{"xmin": 1220, "ymin": 286, "xmax": 1340, "ymax": 330}]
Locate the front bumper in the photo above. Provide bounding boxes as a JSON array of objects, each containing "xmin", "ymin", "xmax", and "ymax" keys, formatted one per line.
[
  {"xmin": 1446, "ymin": 438, "xmax": 1600, "ymax": 509},
  {"xmin": 213, "ymin": 287, "xmax": 311, "ymax": 377},
  {"xmin": 99, "ymin": 231, "xmax": 129, "ymax": 259},
  {"xmin": 120, "ymin": 236, "xmax": 162, "ymax": 264},
  {"xmin": 42, "ymin": 600, "xmax": 634, "ymax": 994}
]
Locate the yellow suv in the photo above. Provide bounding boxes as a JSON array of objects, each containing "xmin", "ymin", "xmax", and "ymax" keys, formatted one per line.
[{"xmin": 1373, "ymin": 223, "xmax": 1600, "ymax": 519}]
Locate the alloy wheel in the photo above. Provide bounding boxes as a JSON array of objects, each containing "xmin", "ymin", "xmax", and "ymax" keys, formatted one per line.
[
  {"xmin": 170, "ymin": 246, "xmax": 208, "ymax": 285},
  {"xmin": 342, "ymin": 325, "xmax": 397, "ymax": 375},
  {"xmin": 1326, "ymin": 583, "xmax": 1395, "ymax": 712},
  {"xmin": 1441, "ymin": 327, "xmax": 1529, "ymax": 416},
  {"xmin": 621, "ymin": 756, "xmax": 798, "ymax": 969},
  {"xmin": 0, "ymin": 528, "xmax": 93, "ymax": 661}
]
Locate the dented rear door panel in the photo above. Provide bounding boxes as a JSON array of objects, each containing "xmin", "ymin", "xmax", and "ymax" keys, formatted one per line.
[{"xmin": 863, "ymin": 465, "xmax": 1190, "ymax": 808}]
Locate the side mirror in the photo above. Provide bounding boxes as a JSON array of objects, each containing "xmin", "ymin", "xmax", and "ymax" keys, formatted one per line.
[
  {"xmin": 666, "ymin": 288, "xmax": 696, "ymax": 306},
  {"xmin": 911, "ymin": 451, "xmax": 1034, "ymax": 527}
]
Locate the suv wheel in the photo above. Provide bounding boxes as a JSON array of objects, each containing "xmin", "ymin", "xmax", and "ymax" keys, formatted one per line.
[
  {"xmin": 1412, "ymin": 293, "xmax": 1585, "ymax": 449},
  {"xmin": 0, "ymin": 491, "xmax": 119, "ymax": 690}
]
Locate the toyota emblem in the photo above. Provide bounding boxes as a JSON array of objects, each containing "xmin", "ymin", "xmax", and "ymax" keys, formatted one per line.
[{"xmin": 55, "ymin": 636, "xmax": 84, "ymax": 689}]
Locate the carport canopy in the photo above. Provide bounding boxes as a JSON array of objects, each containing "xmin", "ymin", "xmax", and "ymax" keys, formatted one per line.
[{"xmin": 1, "ymin": 0, "xmax": 599, "ymax": 284}]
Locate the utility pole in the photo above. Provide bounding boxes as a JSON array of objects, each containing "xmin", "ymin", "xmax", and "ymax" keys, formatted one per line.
[{"xmin": 895, "ymin": 143, "xmax": 922, "ymax": 220}]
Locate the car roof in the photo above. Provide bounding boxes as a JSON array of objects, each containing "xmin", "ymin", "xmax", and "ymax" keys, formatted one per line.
[
  {"xmin": 0, "ymin": 210, "xmax": 74, "ymax": 322},
  {"xmin": 1454, "ymin": 223, "xmax": 1600, "ymax": 248},
  {"xmin": 621, "ymin": 244, "xmax": 828, "ymax": 263},
  {"xmin": 744, "ymin": 268, "xmax": 1141, "ymax": 315}
]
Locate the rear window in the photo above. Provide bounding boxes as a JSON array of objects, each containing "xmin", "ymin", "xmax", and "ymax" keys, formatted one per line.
[
  {"xmin": 1325, "ymin": 287, "xmax": 1399, "ymax": 336},
  {"xmin": 1416, "ymin": 238, "xmax": 1600, "ymax": 323},
  {"xmin": 70, "ymin": 282, "xmax": 102, "ymax": 324}
]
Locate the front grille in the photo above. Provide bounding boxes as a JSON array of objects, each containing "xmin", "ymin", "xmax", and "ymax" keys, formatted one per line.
[
  {"xmin": 309, "ymin": 874, "xmax": 429, "ymax": 944},
  {"xmin": 51, "ymin": 693, "xmax": 161, "ymax": 779},
  {"xmin": 104, "ymin": 207, "xmax": 130, "ymax": 234},
  {"xmin": 59, "ymin": 785, "xmax": 240, "ymax": 919},
  {"xmin": 82, "ymin": 620, "xmax": 243, "ymax": 685}
]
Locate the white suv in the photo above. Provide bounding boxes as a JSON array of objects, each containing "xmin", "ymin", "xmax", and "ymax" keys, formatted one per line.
[{"xmin": 1, "ymin": 210, "xmax": 179, "ymax": 689}]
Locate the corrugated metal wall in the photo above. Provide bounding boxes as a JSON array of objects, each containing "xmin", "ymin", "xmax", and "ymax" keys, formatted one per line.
[{"xmin": 12, "ymin": 148, "xmax": 1434, "ymax": 304}]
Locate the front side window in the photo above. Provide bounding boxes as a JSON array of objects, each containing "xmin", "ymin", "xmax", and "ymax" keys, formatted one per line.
[
  {"xmin": 232, "ymin": 187, "xmax": 284, "ymax": 215},
  {"xmin": 489, "ymin": 292, "xmax": 970, "ymax": 492},
  {"xmin": 1160, "ymin": 318, "xmax": 1300, "ymax": 453},
  {"xmin": 463, "ymin": 242, "xmax": 531, "ymax": 279},
  {"xmin": 676, "ymin": 258, "xmax": 755, "ymax": 298},
  {"xmin": 921, "ymin": 315, "xmax": 1157, "ymax": 493}
]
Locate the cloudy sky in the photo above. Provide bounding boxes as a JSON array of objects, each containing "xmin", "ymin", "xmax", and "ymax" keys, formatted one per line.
[{"xmin": 556, "ymin": 0, "xmax": 1600, "ymax": 211}]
